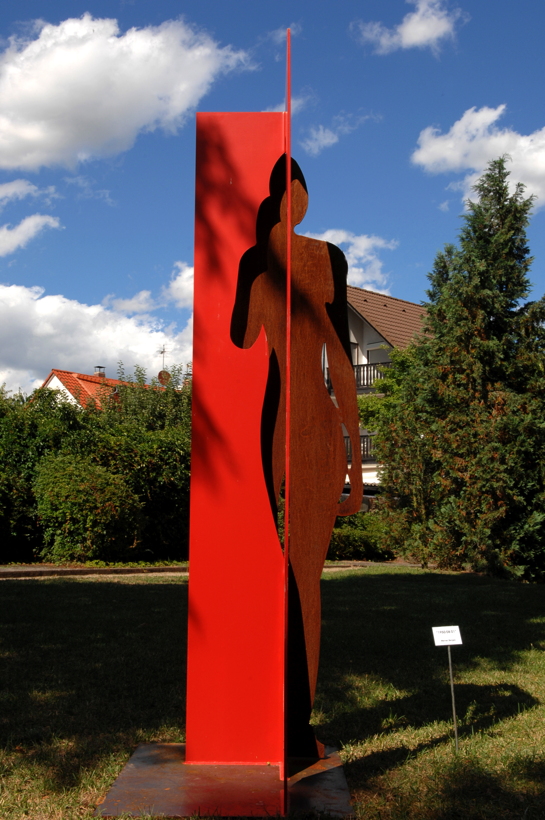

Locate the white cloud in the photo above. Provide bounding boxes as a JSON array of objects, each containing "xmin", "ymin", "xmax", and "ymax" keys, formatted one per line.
[
  {"xmin": 0, "ymin": 13, "xmax": 248, "ymax": 170},
  {"xmin": 438, "ymin": 200, "xmax": 450, "ymax": 212},
  {"xmin": 0, "ymin": 180, "xmax": 38, "ymax": 203},
  {"xmin": 102, "ymin": 260, "xmax": 194, "ymax": 317},
  {"xmin": 300, "ymin": 126, "xmax": 339, "ymax": 157},
  {"xmin": 264, "ymin": 92, "xmax": 315, "ymax": 115},
  {"xmin": 64, "ymin": 175, "xmax": 114, "ymax": 205},
  {"xmin": 412, "ymin": 105, "xmax": 545, "ymax": 206},
  {"xmin": 0, "ymin": 283, "xmax": 192, "ymax": 395},
  {"xmin": 0, "ymin": 179, "xmax": 54, "ymax": 208},
  {"xmin": 106, "ymin": 290, "xmax": 156, "ymax": 314},
  {"xmin": 300, "ymin": 112, "xmax": 377, "ymax": 157},
  {"xmin": 163, "ymin": 261, "xmax": 194, "ymax": 309},
  {"xmin": 0, "ymin": 214, "xmax": 61, "ymax": 256},
  {"xmin": 304, "ymin": 229, "xmax": 397, "ymax": 291},
  {"xmin": 354, "ymin": 0, "xmax": 466, "ymax": 55},
  {"xmin": 268, "ymin": 23, "xmax": 302, "ymax": 46}
]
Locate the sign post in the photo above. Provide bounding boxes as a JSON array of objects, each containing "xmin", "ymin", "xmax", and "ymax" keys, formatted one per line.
[{"xmin": 432, "ymin": 626, "xmax": 462, "ymax": 753}]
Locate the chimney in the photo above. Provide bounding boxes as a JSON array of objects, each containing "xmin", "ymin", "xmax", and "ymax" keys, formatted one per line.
[{"xmin": 94, "ymin": 366, "xmax": 106, "ymax": 378}]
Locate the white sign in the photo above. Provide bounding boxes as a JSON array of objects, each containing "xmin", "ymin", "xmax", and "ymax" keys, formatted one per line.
[{"xmin": 432, "ymin": 625, "xmax": 462, "ymax": 646}]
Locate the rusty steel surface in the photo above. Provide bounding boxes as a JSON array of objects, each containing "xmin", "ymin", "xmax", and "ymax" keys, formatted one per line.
[
  {"xmin": 289, "ymin": 747, "xmax": 353, "ymax": 816},
  {"xmin": 95, "ymin": 743, "xmax": 351, "ymax": 818},
  {"xmin": 231, "ymin": 161, "xmax": 363, "ymax": 758}
]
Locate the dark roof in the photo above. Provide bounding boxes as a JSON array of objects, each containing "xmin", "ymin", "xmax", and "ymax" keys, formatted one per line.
[{"xmin": 346, "ymin": 286, "xmax": 426, "ymax": 349}]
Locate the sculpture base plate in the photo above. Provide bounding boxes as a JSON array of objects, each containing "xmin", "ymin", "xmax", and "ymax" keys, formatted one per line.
[{"xmin": 95, "ymin": 743, "xmax": 352, "ymax": 817}]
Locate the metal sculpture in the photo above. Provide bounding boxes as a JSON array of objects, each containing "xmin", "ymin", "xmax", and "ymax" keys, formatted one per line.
[
  {"xmin": 97, "ymin": 32, "xmax": 362, "ymax": 818},
  {"xmin": 187, "ymin": 107, "xmax": 363, "ymax": 770},
  {"xmin": 231, "ymin": 156, "xmax": 362, "ymax": 759}
]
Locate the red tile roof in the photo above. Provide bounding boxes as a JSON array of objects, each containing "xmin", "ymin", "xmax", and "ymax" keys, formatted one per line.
[
  {"xmin": 346, "ymin": 286, "xmax": 426, "ymax": 349},
  {"xmin": 41, "ymin": 369, "xmax": 127, "ymax": 408}
]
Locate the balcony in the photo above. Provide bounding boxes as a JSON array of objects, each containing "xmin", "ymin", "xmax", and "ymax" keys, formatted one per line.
[
  {"xmin": 344, "ymin": 434, "xmax": 376, "ymax": 464},
  {"xmin": 325, "ymin": 361, "xmax": 391, "ymax": 394}
]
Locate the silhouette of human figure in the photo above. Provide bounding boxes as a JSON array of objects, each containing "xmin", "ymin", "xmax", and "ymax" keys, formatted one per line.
[{"xmin": 231, "ymin": 156, "xmax": 362, "ymax": 759}]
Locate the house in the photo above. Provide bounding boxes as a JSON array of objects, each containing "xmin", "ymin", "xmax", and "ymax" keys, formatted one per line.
[
  {"xmin": 346, "ymin": 286, "xmax": 426, "ymax": 387},
  {"xmin": 333, "ymin": 286, "xmax": 427, "ymax": 495},
  {"xmin": 40, "ymin": 366, "xmax": 125, "ymax": 408},
  {"xmin": 43, "ymin": 289, "xmax": 423, "ymax": 491}
]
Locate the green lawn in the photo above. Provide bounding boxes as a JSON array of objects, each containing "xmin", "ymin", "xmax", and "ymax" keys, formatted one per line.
[
  {"xmin": 319, "ymin": 568, "xmax": 545, "ymax": 819},
  {"xmin": 0, "ymin": 568, "xmax": 544, "ymax": 819}
]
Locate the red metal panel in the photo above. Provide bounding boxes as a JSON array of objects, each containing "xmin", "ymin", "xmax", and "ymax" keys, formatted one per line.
[
  {"xmin": 283, "ymin": 32, "xmax": 292, "ymax": 803},
  {"xmin": 187, "ymin": 112, "xmax": 286, "ymax": 765}
]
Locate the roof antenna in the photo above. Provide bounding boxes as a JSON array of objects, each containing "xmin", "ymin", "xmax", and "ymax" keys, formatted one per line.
[
  {"xmin": 157, "ymin": 345, "xmax": 171, "ymax": 386},
  {"xmin": 158, "ymin": 345, "xmax": 167, "ymax": 370}
]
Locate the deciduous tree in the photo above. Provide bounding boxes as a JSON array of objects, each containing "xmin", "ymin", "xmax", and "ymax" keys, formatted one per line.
[{"xmin": 0, "ymin": 364, "xmax": 192, "ymax": 563}]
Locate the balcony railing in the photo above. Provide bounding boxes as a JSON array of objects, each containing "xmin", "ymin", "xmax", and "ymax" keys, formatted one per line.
[
  {"xmin": 354, "ymin": 362, "xmax": 391, "ymax": 389},
  {"xmin": 325, "ymin": 362, "xmax": 391, "ymax": 393},
  {"xmin": 344, "ymin": 434, "xmax": 376, "ymax": 464}
]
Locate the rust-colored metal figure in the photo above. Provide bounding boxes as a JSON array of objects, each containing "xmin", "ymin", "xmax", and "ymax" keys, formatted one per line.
[{"xmin": 232, "ymin": 156, "xmax": 363, "ymax": 758}]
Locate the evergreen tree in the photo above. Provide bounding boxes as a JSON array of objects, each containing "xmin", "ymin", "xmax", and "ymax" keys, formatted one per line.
[{"xmin": 360, "ymin": 158, "xmax": 545, "ymax": 578}]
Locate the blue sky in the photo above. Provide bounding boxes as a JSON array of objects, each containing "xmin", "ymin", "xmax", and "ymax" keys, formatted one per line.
[{"xmin": 1, "ymin": 0, "xmax": 544, "ymax": 393}]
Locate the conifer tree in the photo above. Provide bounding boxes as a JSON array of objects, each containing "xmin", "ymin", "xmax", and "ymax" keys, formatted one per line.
[{"xmin": 360, "ymin": 157, "xmax": 545, "ymax": 578}]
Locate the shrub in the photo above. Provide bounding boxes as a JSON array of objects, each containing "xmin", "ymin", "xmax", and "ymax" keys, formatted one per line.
[
  {"xmin": 34, "ymin": 453, "xmax": 142, "ymax": 563},
  {"xmin": 0, "ymin": 470, "xmax": 10, "ymax": 556},
  {"xmin": 88, "ymin": 423, "xmax": 191, "ymax": 561},
  {"xmin": 0, "ymin": 469, "xmax": 38, "ymax": 563},
  {"xmin": 327, "ymin": 511, "xmax": 394, "ymax": 561},
  {"xmin": 0, "ymin": 364, "xmax": 192, "ymax": 563}
]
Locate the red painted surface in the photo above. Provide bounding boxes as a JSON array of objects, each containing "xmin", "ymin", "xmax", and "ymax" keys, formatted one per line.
[
  {"xmin": 283, "ymin": 31, "xmax": 292, "ymax": 802},
  {"xmin": 187, "ymin": 112, "xmax": 286, "ymax": 765}
]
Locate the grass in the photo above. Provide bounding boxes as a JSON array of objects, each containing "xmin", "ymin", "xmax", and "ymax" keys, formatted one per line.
[
  {"xmin": 0, "ymin": 568, "xmax": 544, "ymax": 818},
  {"xmin": 3, "ymin": 560, "xmax": 189, "ymax": 568},
  {"xmin": 318, "ymin": 567, "xmax": 545, "ymax": 819},
  {"xmin": 0, "ymin": 575, "xmax": 187, "ymax": 819}
]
